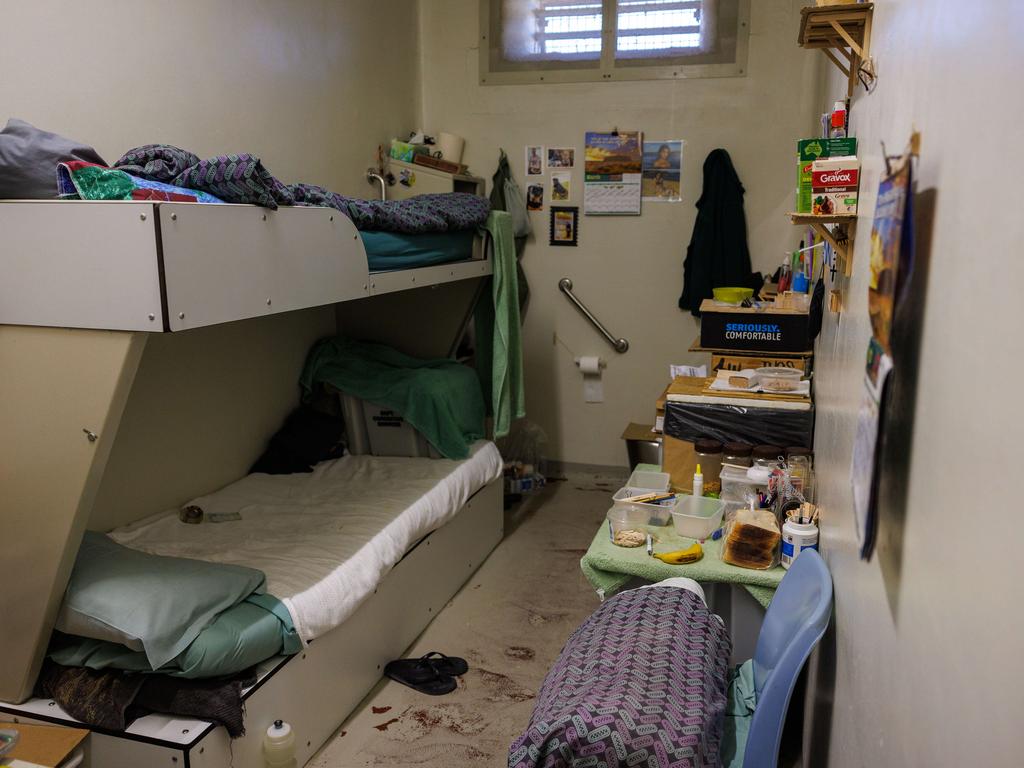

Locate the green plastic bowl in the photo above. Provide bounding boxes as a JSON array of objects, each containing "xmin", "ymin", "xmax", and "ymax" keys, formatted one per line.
[{"xmin": 713, "ymin": 287, "xmax": 754, "ymax": 303}]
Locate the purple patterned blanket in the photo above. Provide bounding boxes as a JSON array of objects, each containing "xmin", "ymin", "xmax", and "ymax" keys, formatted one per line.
[
  {"xmin": 509, "ymin": 587, "xmax": 732, "ymax": 768},
  {"xmin": 113, "ymin": 144, "xmax": 490, "ymax": 233}
]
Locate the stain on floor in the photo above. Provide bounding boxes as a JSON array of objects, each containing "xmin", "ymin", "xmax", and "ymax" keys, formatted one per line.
[{"xmin": 309, "ymin": 471, "xmax": 624, "ymax": 767}]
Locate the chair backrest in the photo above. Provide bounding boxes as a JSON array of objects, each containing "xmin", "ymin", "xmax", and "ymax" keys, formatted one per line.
[{"xmin": 742, "ymin": 549, "xmax": 833, "ymax": 768}]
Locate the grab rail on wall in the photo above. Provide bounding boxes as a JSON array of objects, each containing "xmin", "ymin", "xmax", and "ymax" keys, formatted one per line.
[{"xmin": 558, "ymin": 278, "xmax": 629, "ymax": 353}]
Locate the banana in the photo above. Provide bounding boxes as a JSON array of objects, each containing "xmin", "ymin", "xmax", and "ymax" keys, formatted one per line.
[{"xmin": 652, "ymin": 542, "xmax": 703, "ymax": 565}]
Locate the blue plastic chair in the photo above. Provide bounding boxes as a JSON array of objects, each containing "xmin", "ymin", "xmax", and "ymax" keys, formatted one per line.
[{"xmin": 742, "ymin": 549, "xmax": 833, "ymax": 768}]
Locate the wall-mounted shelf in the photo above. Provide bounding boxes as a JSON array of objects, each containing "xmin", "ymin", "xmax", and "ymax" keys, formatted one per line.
[
  {"xmin": 790, "ymin": 212, "xmax": 857, "ymax": 277},
  {"xmin": 798, "ymin": 3, "xmax": 874, "ymax": 98}
]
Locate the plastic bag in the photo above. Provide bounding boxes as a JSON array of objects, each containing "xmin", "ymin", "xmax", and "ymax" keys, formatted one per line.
[
  {"xmin": 721, "ymin": 506, "xmax": 781, "ymax": 570},
  {"xmin": 504, "ymin": 178, "xmax": 532, "ymax": 238}
]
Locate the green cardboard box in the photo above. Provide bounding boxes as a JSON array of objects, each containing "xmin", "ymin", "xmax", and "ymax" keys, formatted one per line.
[{"xmin": 796, "ymin": 137, "xmax": 858, "ymax": 212}]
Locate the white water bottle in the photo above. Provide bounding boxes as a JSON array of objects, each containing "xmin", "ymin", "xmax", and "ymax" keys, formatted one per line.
[{"xmin": 264, "ymin": 719, "xmax": 297, "ymax": 768}]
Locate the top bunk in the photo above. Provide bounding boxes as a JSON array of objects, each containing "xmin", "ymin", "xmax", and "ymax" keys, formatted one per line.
[{"xmin": 0, "ymin": 199, "xmax": 492, "ymax": 333}]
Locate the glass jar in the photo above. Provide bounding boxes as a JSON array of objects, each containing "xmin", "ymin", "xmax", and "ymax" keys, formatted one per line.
[
  {"xmin": 722, "ymin": 442, "xmax": 753, "ymax": 467},
  {"xmin": 694, "ymin": 438, "xmax": 724, "ymax": 492},
  {"xmin": 751, "ymin": 444, "xmax": 784, "ymax": 469}
]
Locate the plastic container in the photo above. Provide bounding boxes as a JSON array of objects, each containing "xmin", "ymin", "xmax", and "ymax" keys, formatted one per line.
[
  {"xmin": 607, "ymin": 506, "xmax": 650, "ymax": 547},
  {"xmin": 722, "ymin": 441, "xmax": 752, "ymax": 467},
  {"xmin": 611, "ymin": 490, "xmax": 674, "ymax": 526},
  {"xmin": 720, "ymin": 463, "xmax": 769, "ymax": 521},
  {"xmin": 264, "ymin": 720, "xmax": 297, "ymax": 768},
  {"xmin": 625, "ymin": 469, "xmax": 671, "ymax": 493},
  {"xmin": 781, "ymin": 519, "xmax": 819, "ymax": 569},
  {"xmin": 340, "ymin": 393, "xmax": 440, "ymax": 459},
  {"xmin": 756, "ymin": 367, "xmax": 803, "ymax": 393},
  {"xmin": 694, "ymin": 439, "xmax": 723, "ymax": 491},
  {"xmin": 671, "ymin": 495, "xmax": 726, "ymax": 540}
]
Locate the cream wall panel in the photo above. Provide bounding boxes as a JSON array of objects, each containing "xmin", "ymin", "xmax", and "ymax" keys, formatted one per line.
[
  {"xmin": 0, "ymin": 0, "xmax": 421, "ymax": 197},
  {"xmin": 417, "ymin": 0, "xmax": 823, "ymax": 465},
  {"xmin": 808, "ymin": 2, "xmax": 1024, "ymax": 765},
  {"xmin": 0, "ymin": 328, "xmax": 145, "ymax": 703}
]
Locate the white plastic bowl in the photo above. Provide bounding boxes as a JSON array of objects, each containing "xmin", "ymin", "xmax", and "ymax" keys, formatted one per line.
[{"xmin": 671, "ymin": 495, "xmax": 726, "ymax": 540}]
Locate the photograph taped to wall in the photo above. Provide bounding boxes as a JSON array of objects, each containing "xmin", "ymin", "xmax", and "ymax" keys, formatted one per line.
[
  {"xmin": 526, "ymin": 146, "xmax": 544, "ymax": 176},
  {"xmin": 550, "ymin": 171, "xmax": 571, "ymax": 202},
  {"xmin": 642, "ymin": 170, "xmax": 681, "ymax": 201},
  {"xmin": 550, "ymin": 206, "xmax": 578, "ymax": 246},
  {"xmin": 547, "ymin": 147, "xmax": 575, "ymax": 168},
  {"xmin": 642, "ymin": 140, "xmax": 683, "ymax": 201},
  {"xmin": 527, "ymin": 183, "xmax": 544, "ymax": 210}
]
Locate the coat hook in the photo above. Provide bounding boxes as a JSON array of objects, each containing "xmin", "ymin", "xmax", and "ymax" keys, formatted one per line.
[{"xmin": 82, "ymin": 428, "xmax": 98, "ymax": 442}]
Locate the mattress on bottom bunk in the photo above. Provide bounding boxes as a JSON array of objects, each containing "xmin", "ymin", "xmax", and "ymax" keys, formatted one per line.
[
  {"xmin": 110, "ymin": 440, "xmax": 503, "ymax": 642},
  {"xmin": 360, "ymin": 229, "xmax": 476, "ymax": 271}
]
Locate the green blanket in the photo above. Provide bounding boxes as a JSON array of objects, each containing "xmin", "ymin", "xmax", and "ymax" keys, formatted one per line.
[
  {"xmin": 300, "ymin": 337, "xmax": 485, "ymax": 460},
  {"xmin": 721, "ymin": 659, "xmax": 757, "ymax": 767},
  {"xmin": 474, "ymin": 211, "xmax": 525, "ymax": 437},
  {"xmin": 580, "ymin": 523, "xmax": 783, "ymax": 608}
]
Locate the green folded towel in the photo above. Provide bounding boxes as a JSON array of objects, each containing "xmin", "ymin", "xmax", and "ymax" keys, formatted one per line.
[
  {"xmin": 300, "ymin": 336, "xmax": 485, "ymax": 460},
  {"xmin": 580, "ymin": 523, "xmax": 783, "ymax": 608}
]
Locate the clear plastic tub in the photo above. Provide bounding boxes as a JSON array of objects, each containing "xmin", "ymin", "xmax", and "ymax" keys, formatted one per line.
[
  {"xmin": 756, "ymin": 367, "xmax": 803, "ymax": 393},
  {"xmin": 671, "ymin": 495, "xmax": 726, "ymax": 540},
  {"xmin": 607, "ymin": 506, "xmax": 650, "ymax": 547},
  {"xmin": 625, "ymin": 469, "xmax": 671, "ymax": 492},
  {"xmin": 611, "ymin": 489, "xmax": 675, "ymax": 526}
]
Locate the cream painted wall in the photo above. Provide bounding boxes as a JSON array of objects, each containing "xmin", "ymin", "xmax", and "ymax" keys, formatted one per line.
[
  {"xmin": 0, "ymin": 0, "xmax": 420, "ymax": 195},
  {"xmin": 418, "ymin": 0, "xmax": 822, "ymax": 466},
  {"xmin": 807, "ymin": 2, "xmax": 1024, "ymax": 765}
]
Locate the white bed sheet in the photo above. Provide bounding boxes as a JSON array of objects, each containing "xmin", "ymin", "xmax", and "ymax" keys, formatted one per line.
[{"xmin": 110, "ymin": 440, "xmax": 502, "ymax": 642}]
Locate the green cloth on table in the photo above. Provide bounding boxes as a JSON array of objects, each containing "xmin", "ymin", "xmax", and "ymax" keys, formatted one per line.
[
  {"xmin": 300, "ymin": 336, "xmax": 485, "ymax": 460},
  {"xmin": 474, "ymin": 210, "xmax": 525, "ymax": 437},
  {"xmin": 720, "ymin": 659, "xmax": 756, "ymax": 767},
  {"xmin": 580, "ymin": 522, "xmax": 783, "ymax": 608}
]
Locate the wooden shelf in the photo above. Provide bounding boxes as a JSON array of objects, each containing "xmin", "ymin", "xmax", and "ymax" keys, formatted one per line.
[
  {"xmin": 799, "ymin": 3, "xmax": 874, "ymax": 98},
  {"xmin": 789, "ymin": 212, "xmax": 856, "ymax": 278}
]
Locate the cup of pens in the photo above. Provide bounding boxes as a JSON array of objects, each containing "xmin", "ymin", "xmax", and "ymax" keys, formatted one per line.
[{"xmin": 781, "ymin": 502, "xmax": 819, "ymax": 569}]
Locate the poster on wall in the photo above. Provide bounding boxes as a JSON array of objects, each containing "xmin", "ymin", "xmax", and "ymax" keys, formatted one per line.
[
  {"xmin": 526, "ymin": 183, "xmax": 544, "ymax": 211},
  {"xmin": 583, "ymin": 131, "xmax": 642, "ymax": 215},
  {"xmin": 642, "ymin": 139, "xmax": 684, "ymax": 201},
  {"xmin": 526, "ymin": 146, "xmax": 544, "ymax": 176},
  {"xmin": 547, "ymin": 148, "xmax": 575, "ymax": 168},
  {"xmin": 550, "ymin": 171, "xmax": 571, "ymax": 202},
  {"xmin": 851, "ymin": 152, "xmax": 914, "ymax": 560}
]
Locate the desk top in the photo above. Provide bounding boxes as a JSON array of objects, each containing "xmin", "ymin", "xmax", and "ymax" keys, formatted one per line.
[{"xmin": 580, "ymin": 465, "xmax": 785, "ymax": 607}]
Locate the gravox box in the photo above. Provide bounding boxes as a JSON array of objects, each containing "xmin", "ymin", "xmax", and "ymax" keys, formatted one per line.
[{"xmin": 698, "ymin": 300, "xmax": 813, "ymax": 353}]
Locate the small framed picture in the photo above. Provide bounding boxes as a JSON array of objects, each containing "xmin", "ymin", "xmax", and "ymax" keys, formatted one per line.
[
  {"xmin": 547, "ymin": 147, "xmax": 575, "ymax": 169},
  {"xmin": 527, "ymin": 184, "xmax": 544, "ymax": 210},
  {"xmin": 526, "ymin": 146, "xmax": 544, "ymax": 176},
  {"xmin": 550, "ymin": 206, "xmax": 578, "ymax": 246}
]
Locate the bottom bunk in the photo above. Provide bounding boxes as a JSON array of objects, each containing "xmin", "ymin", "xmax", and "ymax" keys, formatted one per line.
[{"xmin": 1, "ymin": 452, "xmax": 504, "ymax": 767}]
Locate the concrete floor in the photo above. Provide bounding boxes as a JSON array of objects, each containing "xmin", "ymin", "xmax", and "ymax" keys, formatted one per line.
[{"xmin": 310, "ymin": 469, "xmax": 626, "ymax": 767}]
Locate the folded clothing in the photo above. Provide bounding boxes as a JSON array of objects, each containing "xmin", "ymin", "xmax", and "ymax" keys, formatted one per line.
[
  {"xmin": 57, "ymin": 160, "xmax": 224, "ymax": 204},
  {"xmin": 36, "ymin": 660, "xmax": 254, "ymax": 738},
  {"xmin": 250, "ymin": 405, "xmax": 347, "ymax": 475},
  {"xmin": 0, "ymin": 118, "xmax": 106, "ymax": 199},
  {"xmin": 300, "ymin": 336, "xmax": 485, "ymax": 460},
  {"xmin": 49, "ymin": 593, "xmax": 301, "ymax": 679},
  {"xmin": 361, "ymin": 230, "xmax": 476, "ymax": 271},
  {"xmin": 113, "ymin": 143, "xmax": 490, "ymax": 232},
  {"xmin": 56, "ymin": 531, "xmax": 266, "ymax": 669}
]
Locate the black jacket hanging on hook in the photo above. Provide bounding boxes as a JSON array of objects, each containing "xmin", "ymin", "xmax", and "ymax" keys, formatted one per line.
[{"xmin": 678, "ymin": 148, "xmax": 755, "ymax": 316}]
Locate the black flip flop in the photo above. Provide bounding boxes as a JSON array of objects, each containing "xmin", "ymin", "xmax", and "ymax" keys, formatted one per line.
[
  {"xmin": 420, "ymin": 651, "xmax": 468, "ymax": 677},
  {"xmin": 383, "ymin": 658, "xmax": 457, "ymax": 696}
]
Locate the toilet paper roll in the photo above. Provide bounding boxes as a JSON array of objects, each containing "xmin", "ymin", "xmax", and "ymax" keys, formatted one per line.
[
  {"xmin": 437, "ymin": 132, "xmax": 465, "ymax": 164},
  {"xmin": 577, "ymin": 356, "xmax": 604, "ymax": 403}
]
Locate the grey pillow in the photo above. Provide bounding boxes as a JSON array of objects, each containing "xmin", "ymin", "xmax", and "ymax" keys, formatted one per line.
[
  {"xmin": 55, "ymin": 531, "xmax": 266, "ymax": 669},
  {"xmin": 0, "ymin": 118, "xmax": 107, "ymax": 199}
]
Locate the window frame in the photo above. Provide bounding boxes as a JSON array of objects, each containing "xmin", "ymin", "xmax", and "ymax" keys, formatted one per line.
[{"xmin": 479, "ymin": 0, "xmax": 750, "ymax": 85}]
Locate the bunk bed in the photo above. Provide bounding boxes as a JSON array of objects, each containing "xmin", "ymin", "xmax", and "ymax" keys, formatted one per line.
[{"xmin": 0, "ymin": 198, "xmax": 503, "ymax": 767}]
